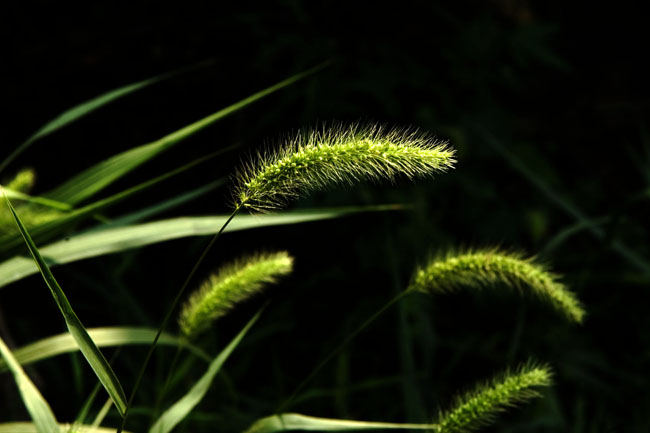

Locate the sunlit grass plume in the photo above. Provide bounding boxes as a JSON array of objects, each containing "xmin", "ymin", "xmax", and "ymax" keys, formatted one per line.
[
  {"xmin": 179, "ymin": 251, "xmax": 294, "ymax": 339},
  {"xmin": 437, "ymin": 363, "xmax": 552, "ymax": 433},
  {"xmin": 408, "ymin": 248, "xmax": 585, "ymax": 323},
  {"xmin": 233, "ymin": 123, "xmax": 456, "ymax": 212}
]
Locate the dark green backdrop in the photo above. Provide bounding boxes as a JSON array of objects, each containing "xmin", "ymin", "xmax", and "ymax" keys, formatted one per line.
[{"xmin": 2, "ymin": 2, "xmax": 649, "ymax": 432}]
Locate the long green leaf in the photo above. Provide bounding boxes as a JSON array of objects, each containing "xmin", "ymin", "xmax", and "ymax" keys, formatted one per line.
[
  {"xmin": 0, "ymin": 423, "xmax": 134, "ymax": 433},
  {"xmin": 0, "ymin": 335, "xmax": 59, "ymax": 433},
  {"xmin": 0, "ymin": 204, "xmax": 403, "ymax": 289},
  {"xmin": 0, "ymin": 68, "xmax": 178, "ymax": 175},
  {"xmin": 45, "ymin": 63, "xmax": 329, "ymax": 205},
  {"xmin": 2, "ymin": 192, "xmax": 128, "ymax": 417},
  {"xmin": 0, "ymin": 327, "xmax": 210, "ymax": 372},
  {"xmin": 0, "ymin": 152, "xmax": 228, "ymax": 258},
  {"xmin": 98, "ymin": 179, "xmax": 225, "ymax": 228},
  {"xmin": 1, "ymin": 187, "xmax": 72, "ymax": 211},
  {"xmin": 243, "ymin": 414, "xmax": 437, "ymax": 433},
  {"xmin": 149, "ymin": 309, "xmax": 263, "ymax": 433},
  {"xmin": 90, "ymin": 398, "xmax": 114, "ymax": 430}
]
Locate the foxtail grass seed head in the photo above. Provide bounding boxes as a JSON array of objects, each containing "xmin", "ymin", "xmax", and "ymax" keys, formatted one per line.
[
  {"xmin": 408, "ymin": 248, "xmax": 585, "ymax": 323},
  {"xmin": 437, "ymin": 363, "xmax": 552, "ymax": 433},
  {"xmin": 179, "ymin": 251, "xmax": 294, "ymax": 339},
  {"xmin": 6, "ymin": 168, "xmax": 36, "ymax": 193},
  {"xmin": 233, "ymin": 123, "xmax": 456, "ymax": 212}
]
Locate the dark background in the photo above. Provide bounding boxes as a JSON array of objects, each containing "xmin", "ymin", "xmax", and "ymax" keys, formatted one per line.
[{"xmin": 2, "ymin": 1, "xmax": 650, "ymax": 432}]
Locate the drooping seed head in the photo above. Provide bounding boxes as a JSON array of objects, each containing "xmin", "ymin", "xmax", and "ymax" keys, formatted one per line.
[
  {"xmin": 179, "ymin": 251, "xmax": 294, "ymax": 339},
  {"xmin": 437, "ymin": 362, "xmax": 553, "ymax": 433},
  {"xmin": 408, "ymin": 248, "xmax": 585, "ymax": 323},
  {"xmin": 233, "ymin": 123, "xmax": 456, "ymax": 212}
]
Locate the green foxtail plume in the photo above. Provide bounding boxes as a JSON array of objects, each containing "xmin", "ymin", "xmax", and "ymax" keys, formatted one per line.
[
  {"xmin": 6, "ymin": 168, "xmax": 36, "ymax": 193},
  {"xmin": 233, "ymin": 123, "xmax": 456, "ymax": 212},
  {"xmin": 408, "ymin": 248, "xmax": 585, "ymax": 323},
  {"xmin": 178, "ymin": 251, "xmax": 293, "ymax": 338},
  {"xmin": 437, "ymin": 363, "xmax": 552, "ymax": 433}
]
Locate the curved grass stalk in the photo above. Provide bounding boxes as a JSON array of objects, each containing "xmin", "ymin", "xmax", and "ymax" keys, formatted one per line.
[
  {"xmin": 408, "ymin": 248, "xmax": 585, "ymax": 323},
  {"xmin": 179, "ymin": 251, "xmax": 293, "ymax": 339},
  {"xmin": 234, "ymin": 123, "xmax": 455, "ymax": 212},
  {"xmin": 437, "ymin": 363, "xmax": 552, "ymax": 433},
  {"xmin": 276, "ymin": 290, "xmax": 410, "ymax": 413},
  {"xmin": 117, "ymin": 207, "xmax": 241, "ymax": 433}
]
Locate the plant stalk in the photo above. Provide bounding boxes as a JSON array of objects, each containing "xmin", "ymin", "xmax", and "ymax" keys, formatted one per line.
[
  {"xmin": 117, "ymin": 205, "xmax": 242, "ymax": 433},
  {"xmin": 276, "ymin": 288, "xmax": 411, "ymax": 413}
]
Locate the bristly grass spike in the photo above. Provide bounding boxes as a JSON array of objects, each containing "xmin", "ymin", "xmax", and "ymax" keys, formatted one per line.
[
  {"xmin": 408, "ymin": 247, "xmax": 585, "ymax": 323},
  {"xmin": 233, "ymin": 122, "xmax": 456, "ymax": 212},
  {"xmin": 178, "ymin": 251, "xmax": 294, "ymax": 339}
]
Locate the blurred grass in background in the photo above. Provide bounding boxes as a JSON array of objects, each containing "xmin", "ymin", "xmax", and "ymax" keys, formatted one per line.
[{"xmin": 2, "ymin": 1, "xmax": 649, "ymax": 432}]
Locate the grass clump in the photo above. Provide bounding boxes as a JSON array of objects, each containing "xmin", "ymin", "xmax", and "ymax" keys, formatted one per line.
[
  {"xmin": 0, "ymin": 68, "xmax": 586, "ymax": 433},
  {"xmin": 408, "ymin": 248, "xmax": 585, "ymax": 323},
  {"xmin": 234, "ymin": 123, "xmax": 456, "ymax": 212},
  {"xmin": 437, "ymin": 363, "xmax": 553, "ymax": 433},
  {"xmin": 178, "ymin": 251, "xmax": 294, "ymax": 339}
]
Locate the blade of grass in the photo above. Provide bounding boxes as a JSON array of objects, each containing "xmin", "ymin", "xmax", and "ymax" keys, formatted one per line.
[
  {"xmin": 74, "ymin": 381, "xmax": 103, "ymax": 426},
  {"xmin": 0, "ymin": 204, "xmax": 404, "ymax": 289},
  {"xmin": 90, "ymin": 398, "xmax": 114, "ymax": 429},
  {"xmin": 0, "ymin": 327, "xmax": 210, "ymax": 372},
  {"xmin": 0, "ymin": 65, "xmax": 191, "ymax": 175},
  {"xmin": 0, "ymin": 423, "xmax": 134, "ymax": 433},
  {"xmin": 149, "ymin": 308, "xmax": 264, "ymax": 433},
  {"xmin": 0, "ymin": 334, "xmax": 59, "ymax": 433},
  {"xmin": 243, "ymin": 413, "xmax": 438, "ymax": 433},
  {"xmin": 0, "ymin": 149, "xmax": 230, "ymax": 258},
  {"xmin": 0, "ymin": 187, "xmax": 72, "ymax": 211},
  {"xmin": 2, "ymin": 191, "xmax": 128, "ymax": 417},
  {"xmin": 99, "ymin": 179, "xmax": 225, "ymax": 228},
  {"xmin": 45, "ymin": 62, "xmax": 330, "ymax": 205}
]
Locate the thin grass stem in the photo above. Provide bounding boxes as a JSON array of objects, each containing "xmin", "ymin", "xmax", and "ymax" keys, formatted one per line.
[
  {"xmin": 117, "ymin": 205, "xmax": 242, "ymax": 433},
  {"xmin": 276, "ymin": 289, "xmax": 411, "ymax": 413},
  {"xmin": 149, "ymin": 345, "xmax": 183, "ymax": 426}
]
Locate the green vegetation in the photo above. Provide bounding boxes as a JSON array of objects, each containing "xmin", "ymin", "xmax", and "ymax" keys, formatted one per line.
[{"xmin": 1, "ymin": 66, "xmax": 583, "ymax": 433}]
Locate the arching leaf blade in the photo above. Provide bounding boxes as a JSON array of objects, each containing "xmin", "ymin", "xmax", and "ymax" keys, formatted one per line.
[
  {"xmin": 0, "ymin": 68, "xmax": 177, "ymax": 175},
  {"xmin": 0, "ymin": 335, "xmax": 59, "ymax": 433},
  {"xmin": 0, "ymin": 327, "xmax": 210, "ymax": 372},
  {"xmin": 149, "ymin": 309, "xmax": 263, "ymax": 433},
  {"xmin": 2, "ymin": 191, "xmax": 128, "ymax": 417},
  {"xmin": 45, "ymin": 62, "xmax": 330, "ymax": 205},
  {"xmin": 0, "ymin": 204, "xmax": 404, "ymax": 289},
  {"xmin": 243, "ymin": 413, "xmax": 437, "ymax": 433}
]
